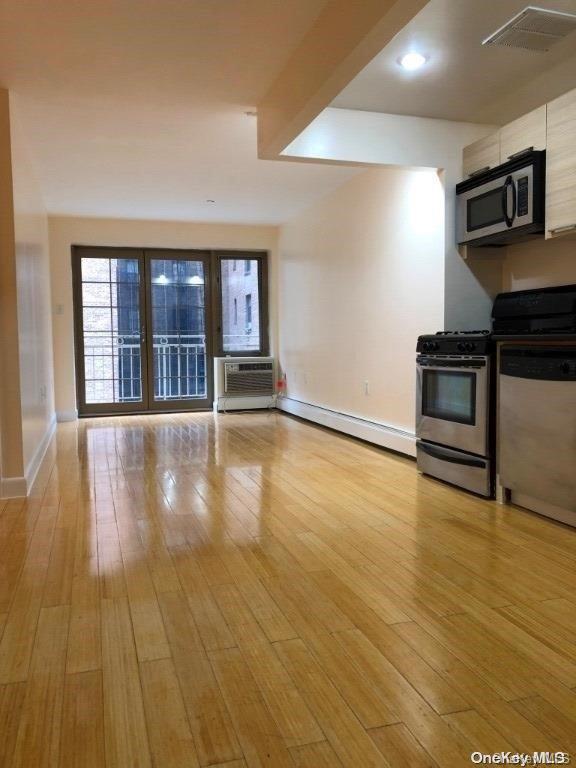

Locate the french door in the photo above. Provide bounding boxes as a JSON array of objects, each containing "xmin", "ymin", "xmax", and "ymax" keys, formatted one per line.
[{"xmin": 73, "ymin": 247, "xmax": 212, "ymax": 415}]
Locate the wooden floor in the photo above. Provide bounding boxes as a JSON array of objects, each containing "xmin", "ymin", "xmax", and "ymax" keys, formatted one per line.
[{"xmin": 1, "ymin": 411, "xmax": 576, "ymax": 767}]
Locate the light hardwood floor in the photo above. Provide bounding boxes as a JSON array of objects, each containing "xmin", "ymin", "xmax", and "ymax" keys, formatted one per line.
[{"xmin": 1, "ymin": 410, "xmax": 576, "ymax": 767}]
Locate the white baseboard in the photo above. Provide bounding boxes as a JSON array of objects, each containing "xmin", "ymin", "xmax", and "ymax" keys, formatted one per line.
[
  {"xmin": 24, "ymin": 413, "xmax": 57, "ymax": 494},
  {"xmin": 214, "ymin": 395, "xmax": 277, "ymax": 412},
  {"xmin": 0, "ymin": 475, "xmax": 28, "ymax": 499},
  {"xmin": 277, "ymin": 396, "xmax": 416, "ymax": 457},
  {"xmin": 56, "ymin": 409, "xmax": 78, "ymax": 422},
  {"xmin": 1, "ymin": 414, "xmax": 57, "ymax": 500}
]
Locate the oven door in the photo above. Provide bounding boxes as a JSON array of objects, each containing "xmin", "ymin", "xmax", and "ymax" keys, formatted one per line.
[
  {"xmin": 416, "ymin": 357, "xmax": 489, "ymax": 457},
  {"xmin": 457, "ymin": 165, "xmax": 534, "ymax": 245}
]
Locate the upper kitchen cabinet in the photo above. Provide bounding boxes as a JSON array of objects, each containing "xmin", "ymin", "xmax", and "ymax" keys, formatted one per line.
[
  {"xmin": 546, "ymin": 88, "xmax": 576, "ymax": 239},
  {"xmin": 500, "ymin": 105, "xmax": 546, "ymax": 162},
  {"xmin": 462, "ymin": 131, "xmax": 500, "ymax": 178}
]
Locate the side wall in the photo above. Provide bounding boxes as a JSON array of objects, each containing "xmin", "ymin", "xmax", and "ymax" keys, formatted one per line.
[
  {"xmin": 49, "ymin": 216, "xmax": 279, "ymax": 419},
  {"xmin": 277, "ymin": 166, "xmax": 445, "ymax": 453},
  {"xmin": 0, "ymin": 89, "xmax": 55, "ymax": 496},
  {"xmin": 283, "ymin": 107, "xmax": 504, "ymax": 331},
  {"xmin": 503, "ymin": 237, "xmax": 576, "ymax": 292},
  {"xmin": 10, "ymin": 94, "xmax": 56, "ymax": 480}
]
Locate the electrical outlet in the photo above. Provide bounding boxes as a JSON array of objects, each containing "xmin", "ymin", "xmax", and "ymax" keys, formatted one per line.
[
  {"xmin": 40, "ymin": 384, "xmax": 47, "ymax": 402},
  {"xmin": 364, "ymin": 380, "xmax": 369, "ymax": 396}
]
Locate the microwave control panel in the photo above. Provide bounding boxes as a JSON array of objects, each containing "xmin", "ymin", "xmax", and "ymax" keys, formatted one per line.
[{"xmin": 517, "ymin": 176, "xmax": 529, "ymax": 216}]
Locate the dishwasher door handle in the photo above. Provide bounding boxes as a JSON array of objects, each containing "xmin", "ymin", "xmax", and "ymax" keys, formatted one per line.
[{"xmin": 419, "ymin": 442, "xmax": 486, "ymax": 468}]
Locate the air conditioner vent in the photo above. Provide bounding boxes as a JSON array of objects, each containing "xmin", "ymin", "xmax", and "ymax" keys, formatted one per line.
[
  {"xmin": 483, "ymin": 6, "xmax": 576, "ymax": 52},
  {"xmin": 224, "ymin": 361, "xmax": 275, "ymax": 396}
]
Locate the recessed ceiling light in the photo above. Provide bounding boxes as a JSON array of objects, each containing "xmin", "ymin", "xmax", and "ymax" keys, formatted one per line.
[
  {"xmin": 206, "ymin": 199, "xmax": 216, "ymax": 203},
  {"xmin": 399, "ymin": 52, "xmax": 427, "ymax": 71}
]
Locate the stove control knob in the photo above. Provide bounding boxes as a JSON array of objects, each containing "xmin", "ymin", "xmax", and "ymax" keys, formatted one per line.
[
  {"xmin": 432, "ymin": 342, "xmax": 440, "ymax": 351},
  {"xmin": 560, "ymin": 362, "xmax": 571, "ymax": 375},
  {"xmin": 457, "ymin": 342, "xmax": 466, "ymax": 352},
  {"xmin": 466, "ymin": 342, "xmax": 476, "ymax": 352}
]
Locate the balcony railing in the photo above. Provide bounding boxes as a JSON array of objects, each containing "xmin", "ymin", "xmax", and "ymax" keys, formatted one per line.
[{"xmin": 83, "ymin": 332, "xmax": 206, "ymax": 403}]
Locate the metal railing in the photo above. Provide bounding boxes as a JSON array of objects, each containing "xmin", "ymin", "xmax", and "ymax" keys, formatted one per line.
[{"xmin": 83, "ymin": 332, "xmax": 206, "ymax": 402}]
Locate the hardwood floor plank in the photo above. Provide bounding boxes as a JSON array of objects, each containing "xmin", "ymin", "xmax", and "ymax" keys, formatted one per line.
[
  {"xmin": 0, "ymin": 562, "xmax": 49, "ymax": 683},
  {"xmin": 368, "ymin": 723, "xmax": 439, "ymax": 768},
  {"xmin": 512, "ymin": 695, "xmax": 576, "ymax": 752},
  {"xmin": 209, "ymin": 646, "xmax": 294, "ymax": 768},
  {"xmin": 12, "ymin": 605, "xmax": 70, "ymax": 768},
  {"xmin": 59, "ymin": 670, "xmax": 106, "ymax": 768},
  {"xmin": 442, "ymin": 709, "xmax": 517, "ymax": 754},
  {"xmin": 101, "ymin": 596, "xmax": 152, "ymax": 768},
  {"xmin": 332, "ymin": 629, "xmax": 470, "ymax": 768},
  {"xmin": 140, "ymin": 657, "xmax": 200, "ymax": 768},
  {"xmin": 123, "ymin": 556, "xmax": 171, "ymax": 662},
  {"xmin": 0, "ymin": 682, "xmax": 26, "ymax": 767},
  {"xmin": 289, "ymin": 740, "xmax": 344, "ymax": 767},
  {"xmin": 43, "ymin": 526, "xmax": 75, "ymax": 607},
  {"xmin": 66, "ymin": 573, "xmax": 101, "ymax": 674},
  {"xmin": 274, "ymin": 637, "xmax": 392, "ymax": 768},
  {"xmin": 158, "ymin": 590, "xmax": 242, "ymax": 766}
]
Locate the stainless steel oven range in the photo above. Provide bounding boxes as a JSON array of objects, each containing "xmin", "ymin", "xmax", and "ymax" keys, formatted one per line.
[{"xmin": 416, "ymin": 331, "xmax": 494, "ymax": 497}]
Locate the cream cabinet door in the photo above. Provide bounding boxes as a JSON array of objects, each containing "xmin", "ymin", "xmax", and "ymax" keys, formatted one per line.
[
  {"xmin": 500, "ymin": 105, "xmax": 546, "ymax": 162},
  {"xmin": 546, "ymin": 89, "xmax": 576, "ymax": 239},
  {"xmin": 462, "ymin": 132, "xmax": 500, "ymax": 178}
]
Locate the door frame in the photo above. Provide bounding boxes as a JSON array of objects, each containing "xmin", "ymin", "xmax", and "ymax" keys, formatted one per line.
[
  {"xmin": 72, "ymin": 246, "xmax": 151, "ymax": 417},
  {"xmin": 143, "ymin": 248, "xmax": 214, "ymax": 412},
  {"xmin": 72, "ymin": 245, "xmax": 216, "ymax": 416}
]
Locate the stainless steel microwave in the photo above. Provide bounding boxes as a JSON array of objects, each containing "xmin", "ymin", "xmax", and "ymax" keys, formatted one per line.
[{"xmin": 456, "ymin": 150, "xmax": 545, "ymax": 247}]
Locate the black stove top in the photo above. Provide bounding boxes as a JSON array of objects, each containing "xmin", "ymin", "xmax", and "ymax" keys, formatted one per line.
[{"xmin": 417, "ymin": 331, "xmax": 492, "ymax": 355}]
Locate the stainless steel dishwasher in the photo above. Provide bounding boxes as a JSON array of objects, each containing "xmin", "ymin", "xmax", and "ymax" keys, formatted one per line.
[{"xmin": 499, "ymin": 345, "xmax": 576, "ymax": 525}]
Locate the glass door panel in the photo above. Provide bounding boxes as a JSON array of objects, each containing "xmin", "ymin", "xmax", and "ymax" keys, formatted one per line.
[
  {"xmin": 75, "ymin": 251, "xmax": 148, "ymax": 414},
  {"xmin": 146, "ymin": 252, "xmax": 211, "ymax": 409}
]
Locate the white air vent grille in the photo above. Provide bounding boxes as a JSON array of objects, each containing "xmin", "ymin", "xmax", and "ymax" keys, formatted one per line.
[
  {"xmin": 224, "ymin": 361, "xmax": 275, "ymax": 396},
  {"xmin": 483, "ymin": 6, "xmax": 576, "ymax": 52}
]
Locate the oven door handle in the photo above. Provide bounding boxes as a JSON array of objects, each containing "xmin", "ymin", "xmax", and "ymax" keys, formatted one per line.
[
  {"xmin": 502, "ymin": 175, "xmax": 516, "ymax": 228},
  {"xmin": 419, "ymin": 442, "xmax": 486, "ymax": 468}
]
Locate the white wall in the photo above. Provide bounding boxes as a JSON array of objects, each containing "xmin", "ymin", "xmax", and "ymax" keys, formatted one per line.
[
  {"xmin": 503, "ymin": 236, "xmax": 576, "ymax": 292},
  {"xmin": 278, "ymin": 166, "xmax": 444, "ymax": 442},
  {"xmin": 283, "ymin": 107, "xmax": 504, "ymax": 330},
  {"xmin": 49, "ymin": 216, "xmax": 279, "ymax": 419},
  {"xmin": 10, "ymin": 95, "xmax": 55, "ymax": 480}
]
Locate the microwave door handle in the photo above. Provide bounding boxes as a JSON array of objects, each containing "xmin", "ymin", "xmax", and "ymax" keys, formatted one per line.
[{"xmin": 501, "ymin": 175, "xmax": 516, "ymax": 228}]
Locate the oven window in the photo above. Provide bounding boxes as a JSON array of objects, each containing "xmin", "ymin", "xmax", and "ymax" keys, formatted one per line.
[
  {"xmin": 467, "ymin": 187, "xmax": 504, "ymax": 232},
  {"xmin": 422, "ymin": 370, "xmax": 476, "ymax": 425}
]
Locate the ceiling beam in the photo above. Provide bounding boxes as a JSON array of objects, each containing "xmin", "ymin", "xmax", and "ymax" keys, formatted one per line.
[{"xmin": 257, "ymin": 0, "xmax": 429, "ymax": 159}]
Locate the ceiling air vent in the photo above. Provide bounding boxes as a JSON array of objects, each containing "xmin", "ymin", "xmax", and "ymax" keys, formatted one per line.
[{"xmin": 482, "ymin": 6, "xmax": 576, "ymax": 52}]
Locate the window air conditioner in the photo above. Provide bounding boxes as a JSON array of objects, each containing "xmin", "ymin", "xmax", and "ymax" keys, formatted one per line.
[{"xmin": 213, "ymin": 356, "xmax": 276, "ymax": 412}]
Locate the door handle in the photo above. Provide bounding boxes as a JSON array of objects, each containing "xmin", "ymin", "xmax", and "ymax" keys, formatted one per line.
[
  {"xmin": 141, "ymin": 325, "xmax": 146, "ymax": 344},
  {"xmin": 507, "ymin": 146, "xmax": 534, "ymax": 161},
  {"xmin": 501, "ymin": 175, "xmax": 516, "ymax": 228},
  {"xmin": 549, "ymin": 223, "xmax": 576, "ymax": 234},
  {"xmin": 419, "ymin": 442, "xmax": 486, "ymax": 468}
]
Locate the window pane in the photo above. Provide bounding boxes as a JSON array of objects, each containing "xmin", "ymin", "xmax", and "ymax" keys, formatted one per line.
[
  {"xmin": 220, "ymin": 259, "xmax": 261, "ymax": 352},
  {"xmin": 150, "ymin": 258, "xmax": 207, "ymax": 401},
  {"xmin": 80, "ymin": 257, "xmax": 143, "ymax": 404}
]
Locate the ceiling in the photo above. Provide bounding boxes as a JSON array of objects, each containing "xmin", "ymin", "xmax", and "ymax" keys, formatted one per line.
[
  {"xmin": 332, "ymin": 0, "xmax": 576, "ymax": 124},
  {"xmin": 0, "ymin": 0, "xmax": 358, "ymax": 224}
]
